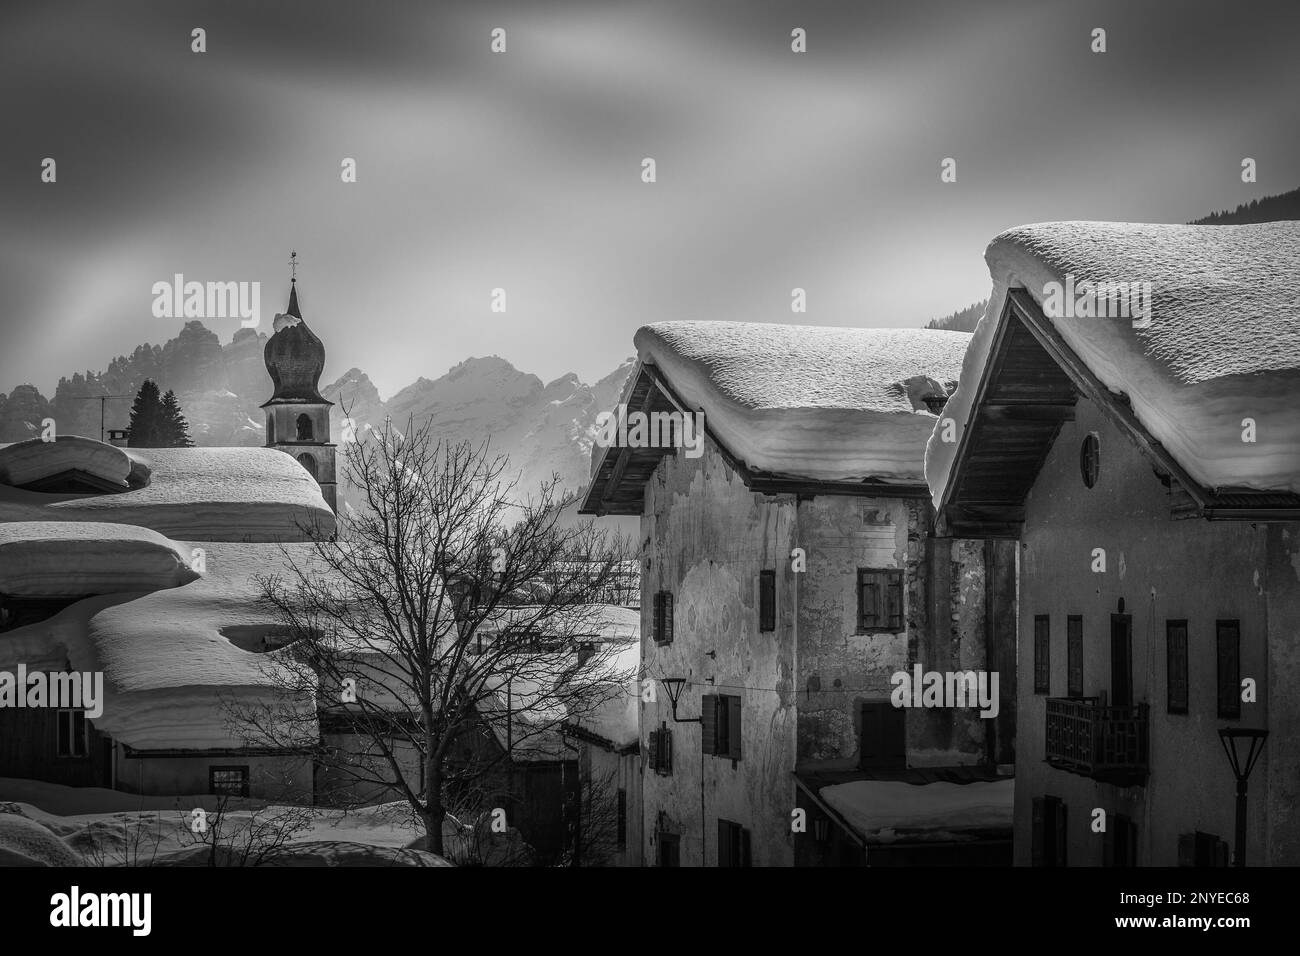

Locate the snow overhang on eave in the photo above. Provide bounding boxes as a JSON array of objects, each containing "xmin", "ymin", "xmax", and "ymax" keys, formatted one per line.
[
  {"xmin": 938, "ymin": 288, "xmax": 1300, "ymax": 539},
  {"xmin": 579, "ymin": 362, "xmax": 931, "ymax": 517}
]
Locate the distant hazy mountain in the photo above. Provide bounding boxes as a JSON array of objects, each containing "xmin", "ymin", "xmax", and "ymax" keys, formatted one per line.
[{"xmin": 0, "ymin": 321, "xmax": 635, "ymax": 520}]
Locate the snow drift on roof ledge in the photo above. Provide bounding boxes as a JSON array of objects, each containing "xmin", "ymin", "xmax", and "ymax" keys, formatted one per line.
[
  {"xmin": 925, "ymin": 220, "xmax": 1300, "ymax": 503},
  {"xmin": 633, "ymin": 322, "xmax": 971, "ymax": 482}
]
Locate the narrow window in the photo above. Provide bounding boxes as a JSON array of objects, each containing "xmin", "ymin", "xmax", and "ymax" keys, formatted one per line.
[
  {"xmin": 1080, "ymin": 434, "xmax": 1100, "ymax": 488},
  {"xmin": 653, "ymin": 592, "xmax": 674, "ymax": 645},
  {"xmin": 56, "ymin": 709, "xmax": 88, "ymax": 758},
  {"xmin": 1217, "ymin": 620, "xmax": 1240, "ymax": 719},
  {"xmin": 616, "ymin": 789, "xmax": 627, "ymax": 849},
  {"xmin": 1067, "ymin": 615, "xmax": 1083, "ymax": 698},
  {"xmin": 1167, "ymin": 620, "xmax": 1188, "ymax": 715},
  {"xmin": 296, "ymin": 413, "xmax": 314, "ymax": 441},
  {"xmin": 717, "ymin": 819, "xmax": 752, "ymax": 867},
  {"xmin": 1034, "ymin": 616, "xmax": 1051, "ymax": 695},
  {"xmin": 759, "ymin": 570, "xmax": 776, "ymax": 632}
]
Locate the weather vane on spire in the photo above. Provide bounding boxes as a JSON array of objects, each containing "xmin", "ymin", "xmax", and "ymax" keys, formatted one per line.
[{"xmin": 289, "ymin": 249, "xmax": 299, "ymax": 282}]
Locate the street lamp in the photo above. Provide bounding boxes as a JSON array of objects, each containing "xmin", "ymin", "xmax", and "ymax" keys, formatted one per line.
[
  {"xmin": 660, "ymin": 678, "xmax": 700, "ymax": 724},
  {"xmin": 1218, "ymin": 728, "xmax": 1268, "ymax": 867}
]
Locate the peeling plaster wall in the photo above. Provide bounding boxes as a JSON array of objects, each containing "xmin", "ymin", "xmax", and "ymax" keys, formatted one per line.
[
  {"xmin": 638, "ymin": 438, "xmax": 1003, "ymax": 866},
  {"xmin": 1012, "ymin": 397, "xmax": 1300, "ymax": 865},
  {"xmin": 641, "ymin": 441, "xmax": 798, "ymax": 866}
]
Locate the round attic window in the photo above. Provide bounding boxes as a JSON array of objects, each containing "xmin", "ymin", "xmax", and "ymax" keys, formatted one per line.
[{"xmin": 1080, "ymin": 434, "xmax": 1100, "ymax": 488}]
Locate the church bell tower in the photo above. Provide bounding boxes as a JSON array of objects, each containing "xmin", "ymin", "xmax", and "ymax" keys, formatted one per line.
[{"xmin": 262, "ymin": 252, "xmax": 337, "ymax": 512}]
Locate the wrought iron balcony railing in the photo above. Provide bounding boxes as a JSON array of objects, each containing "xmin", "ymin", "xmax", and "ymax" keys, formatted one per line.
[{"xmin": 1045, "ymin": 697, "xmax": 1148, "ymax": 786}]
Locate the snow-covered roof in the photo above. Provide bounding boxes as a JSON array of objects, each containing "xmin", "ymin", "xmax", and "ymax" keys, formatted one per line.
[
  {"xmin": 820, "ymin": 778, "xmax": 1013, "ymax": 843},
  {"xmin": 0, "ymin": 539, "xmax": 325, "ymax": 750},
  {"xmin": 0, "ymin": 442, "xmax": 334, "ymax": 541},
  {"xmin": 0, "ymin": 521, "xmax": 198, "ymax": 597},
  {"xmin": 635, "ymin": 322, "xmax": 970, "ymax": 482},
  {"xmin": 928, "ymin": 221, "xmax": 1300, "ymax": 504}
]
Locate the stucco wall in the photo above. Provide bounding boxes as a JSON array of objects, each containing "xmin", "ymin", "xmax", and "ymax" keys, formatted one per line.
[
  {"xmin": 640, "ymin": 438, "xmax": 1005, "ymax": 865},
  {"xmin": 1013, "ymin": 396, "xmax": 1300, "ymax": 865}
]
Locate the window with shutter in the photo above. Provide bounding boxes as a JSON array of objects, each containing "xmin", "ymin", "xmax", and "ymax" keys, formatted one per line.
[
  {"xmin": 1034, "ymin": 616, "xmax": 1050, "ymax": 694},
  {"xmin": 1167, "ymin": 620, "xmax": 1188, "ymax": 715},
  {"xmin": 649, "ymin": 724, "xmax": 673, "ymax": 775},
  {"xmin": 653, "ymin": 592, "xmax": 675, "ymax": 645},
  {"xmin": 1217, "ymin": 621, "xmax": 1240, "ymax": 719},
  {"xmin": 857, "ymin": 569, "xmax": 904, "ymax": 632},
  {"xmin": 617, "ymin": 789, "xmax": 627, "ymax": 849},
  {"xmin": 1067, "ymin": 615, "xmax": 1083, "ymax": 698},
  {"xmin": 657, "ymin": 832, "xmax": 680, "ymax": 867},
  {"xmin": 858, "ymin": 701, "xmax": 905, "ymax": 770},
  {"xmin": 759, "ymin": 570, "xmax": 776, "ymax": 632},
  {"xmin": 1104, "ymin": 814, "xmax": 1136, "ymax": 867}
]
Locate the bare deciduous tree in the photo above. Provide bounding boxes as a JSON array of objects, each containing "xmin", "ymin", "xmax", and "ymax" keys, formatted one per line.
[{"xmin": 232, "ymin": 417, "xmax": 632, "ymax": 858}]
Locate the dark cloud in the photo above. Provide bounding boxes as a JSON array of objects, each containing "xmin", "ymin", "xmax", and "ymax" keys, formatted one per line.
[{"xmin": 1, "ymin": 0, "xmax": 1296, "ymax": 397}]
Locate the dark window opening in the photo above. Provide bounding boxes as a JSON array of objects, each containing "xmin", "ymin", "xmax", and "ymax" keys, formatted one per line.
[
  {"xmin": 1167, "ymin": 620, "xmax": 1189, "ymax": 715},
  {"xmin": 1031, "ymin": 795, "xmax": 1068, "ymax": 867},
  {"xmin": 718, "ymin": 819, "xmax": 752, "ymax": 867},
  {"xmin": 1080, "ymin": 434, "xmax": 1100, "ymax": 488},
  {"xmin": 209, "ymin": 766, "xmax": 250, "ymax": 798},
  {"xmin": 297, "ymin": 452, "xmax": 318, "ymax": 480},
  {"xmin": 296, "ymin": 413, "xmax": 314, "ymax": 441},
  {"xmin": 657, "ymin": 832, "xmax": 680, "ymax": 867},
  {"xmin": 858, "ymin": 700, "xmax": 906, "ymax": 770},
  {"xmin": 1111, "ymin": 614, "xmax": 1133, "ymax": 707},
  {"xmin": 1217, "ymin": 621, "xmax": 1240, "ymax": 719},
  {"xmin": 759, "ymin": 569, "xmax": 776, "ymax": 632},
  {"xmin": 56, "ymin": 709, "xmax": 88, "ymax": 758},
  {"xmin": 1034, "ymin": 615, "xmax": 1051, "ymax": 695},
  {"xmin": 1067, "ymin": 615, "xmax": 1083, "ymax": 698},
  {"xmin": 1105, "ymin": 814, "xmax": 1137, "ymax": 867},
  {"xmin": 616, "ymin": 789, "xmax": 627, "ymax": 849}
]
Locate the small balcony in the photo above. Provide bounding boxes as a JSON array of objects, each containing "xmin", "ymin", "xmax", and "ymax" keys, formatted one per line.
[{"xmin": 1045, "ymin": 698, "xmax": 1149, "ymax": 786}]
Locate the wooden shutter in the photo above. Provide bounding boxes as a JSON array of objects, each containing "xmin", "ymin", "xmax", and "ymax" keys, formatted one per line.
[
  {"xmin": 727, "ymin": 696, "xmax": 743, "ymax": 760},
  {"xmin": 647, "ymin": 729, "xmax": 659, "ymax": 771},
  {"xmin": 617, "ymin": 789, "xmax": 627, "ymax": 848},
  {"xmin": 885, "ymin": 571, "xmax": 902, "ymax": 630},
  {"xmin": 717, "ymin": 819, "xmax": 732, "ymax": 867},
  {"xmin": 1217, "ymin": 621, "xmax": 1240, "ymax": 718},
  {"xmin": 858, "ymin": 570, "xmax": 878, "ymax": 630},
  {"xmin": 663, "ymin": 726, "xmax": 672, "ymax": 773},
  {"xmin": 1067, "ymin": 616, "xmax": 1083, "ymax": 698},
  {"xmin": 700, "ymin": 695, "xmax": 717, "ymax": 754},
  {"xmin": 1031, "ymin": 798, "xmax": 1045, "ymax": 867},
  {"xmin": 662, "ymin": 593, "xmax": 674, "ymax": 645},
  {"xmin": 652, "ymin": 593, "xmax": 663, "ymax": 643},
  {"xmin": 759, "ymin": 570, "xmax": 776, "ymax": 632}
]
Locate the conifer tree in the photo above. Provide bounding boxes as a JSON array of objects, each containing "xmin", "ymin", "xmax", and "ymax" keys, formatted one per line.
[
  {"xmin": 160, "ymin": 389, "xmax": 194, "ymax": 447},
  {"xmin": 126, "ymin": 379, "xmax": 164, "ymax": 447}
]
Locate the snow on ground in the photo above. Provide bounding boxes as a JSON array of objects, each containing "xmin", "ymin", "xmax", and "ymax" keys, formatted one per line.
[
  {"xmin": 0, "ymin": 521, "xmax": 198, "ymax": 596},
  {"xmin": 820, "ymin": 778, "xmax": 1013, "ymax": 842},
  {"xmin": 0, "ymin": 443, "xmax": 333, "ymax": 541},
  {"xmin": 634, "ymin": 322, "xmax": 969, "ymax": 482},
  {"xmin": 927, "ymin": 221, "xmax": 1300, "ymax": 503},
  {"xmin": 0, "ymin": 779, "xmax": 537, "ymax": 866}
]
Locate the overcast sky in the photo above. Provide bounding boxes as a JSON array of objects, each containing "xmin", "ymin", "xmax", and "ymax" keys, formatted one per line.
[{"xmin": 2, "ymin": 0, "xmax": 1297, "ymax": 399}]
